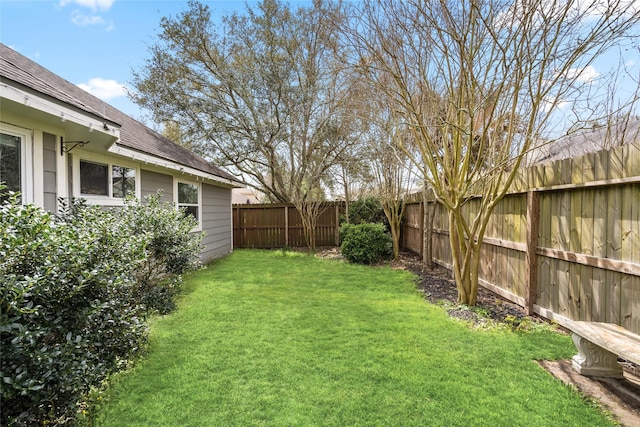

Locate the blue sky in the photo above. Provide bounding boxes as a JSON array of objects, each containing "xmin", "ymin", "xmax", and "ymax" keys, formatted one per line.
[
  {"xmin": 0, "ymin": 0, "xmax": 261, "ymax": 123},
  {"xmin": 1, "ymin": 0, "xmax": 639, "ymax": 136}
]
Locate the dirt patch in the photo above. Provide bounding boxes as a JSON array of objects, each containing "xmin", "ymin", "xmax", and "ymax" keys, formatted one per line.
[
  {"xmin": 315, "ymin": 249, "xmax": 640, "ymax": 426},
  {"xmin": 540, "ymin": 360, "xmax": 640, "ymax": 427}
]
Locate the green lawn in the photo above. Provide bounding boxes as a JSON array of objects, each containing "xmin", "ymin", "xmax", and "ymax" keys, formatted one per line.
[{"xmin": 96, "ymin": 249, "xmax": 612, "ymax": 426}]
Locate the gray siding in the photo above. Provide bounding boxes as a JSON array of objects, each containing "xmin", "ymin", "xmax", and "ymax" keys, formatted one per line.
[
  {"xmin": 140, "ymin": 169, "xmax": 173, "ymax": 203},
  {"xmin": 200, "ymin": 183, "xmax": 233, "ymax": 263},
  {"xmin": 43, "ymin": 132, "xmax": 57, "ymax": 212}
]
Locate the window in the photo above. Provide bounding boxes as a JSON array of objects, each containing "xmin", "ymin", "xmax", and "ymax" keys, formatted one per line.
[
  {"xmin": 0, "ymin": 133, "xmax": 21, "ymax": 199},
  {"xmin": 79, "ymin": 159, "xmax": 136, "ymax": 199},
  {"xmin": 177, "ymin": 181, "xmax": 199, "ymax": 221},
  {"xmin": 80, "ymin": 160, "xmax": 108, "ymax": 195},
  {"xmin": 112, "ymin": 165, "xmax": 136, "ymax": 198},
  {"xmin": 0, "ymin": 126, "xmax": 30, "ymax": 203}
]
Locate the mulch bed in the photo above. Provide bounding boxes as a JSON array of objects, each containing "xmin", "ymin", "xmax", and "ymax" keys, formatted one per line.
[{"xmin": 390, "ymin": 251, "xmax": 535, "ymax": 325}]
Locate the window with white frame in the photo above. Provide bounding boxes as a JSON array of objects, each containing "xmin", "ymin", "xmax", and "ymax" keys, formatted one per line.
[
  {"xmin": 176, "ymin": 180, "xmax": 201, "ymax": 226},
  {"xmin": 0, "ymin": 125, "xmax": 31, "ymax": 203},
  {"xmin": 78, "ymin": 159, "xmax": 136, "ymax": 199}
]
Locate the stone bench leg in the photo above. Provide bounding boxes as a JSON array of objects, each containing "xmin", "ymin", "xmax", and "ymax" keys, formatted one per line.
[{"xmin": 571, "ymin": 333, "xmax": 623, "ymax": 378}]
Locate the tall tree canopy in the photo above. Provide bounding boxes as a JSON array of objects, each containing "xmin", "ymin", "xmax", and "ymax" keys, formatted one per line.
[{"xmin": 132, "ymin": 0, "xmax": 360, "ymax": 206}]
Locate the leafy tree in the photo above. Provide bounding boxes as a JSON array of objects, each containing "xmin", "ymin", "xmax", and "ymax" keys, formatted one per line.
[
  {"xmin": 132, "ymin": 0, "xmax": 360, "ymax": 248},
  {"xmin": 345, "ymin": 0, "xmax": 640, "ymax": 304}
]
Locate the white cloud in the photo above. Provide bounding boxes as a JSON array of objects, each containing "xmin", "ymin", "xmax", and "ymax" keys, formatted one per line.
[
  {"xmin": 60, "ymin": 0, "xmax": 115, "ymax": 28},
  {"xmin": 59, "ymin": 0, "xmax": 115, "ymax": 12},
  {"xmin": 542, "ymin": 96, "xmax": 570, "ymax": 113},
  {"xmin": 77, "ymin": 78, "xmax": 128, "ymax": 101},
  {"xmin": 565, "ymin": 66, "xmax": 600, "ymax": 83},
  {"xmin": 70, "ymin": 10, "xmax": 105, "ymax": 26},
  {"xmin": 576, "ymin": 0, "xmax": 640, "ymax": 17}
]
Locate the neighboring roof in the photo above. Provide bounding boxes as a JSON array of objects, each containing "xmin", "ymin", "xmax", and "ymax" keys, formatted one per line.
[
  {"xmin": 531, "ymin": 117, "xmax": 640, "ymax": 165},
  {"xmin": 232, "ymin": 187, "xmax": 263, "ymax": 204},
  {"xmin": 0, "ymin": 43, "xmax": 239, "ymax": 184}
]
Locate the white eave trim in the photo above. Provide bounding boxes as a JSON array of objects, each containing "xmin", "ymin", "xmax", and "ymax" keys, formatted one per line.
[
  {"xmin": 0, "ymin": 81, "xmax": 120, "ymax": 138},
  {"xmin": 108, "ymin": 144, "xmax": 241, "ymax": 188}
]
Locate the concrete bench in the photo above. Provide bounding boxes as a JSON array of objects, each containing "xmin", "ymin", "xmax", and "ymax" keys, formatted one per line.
[{"xmin": 568, "ymin": 321, "xmax": 640, "ymax": 378}]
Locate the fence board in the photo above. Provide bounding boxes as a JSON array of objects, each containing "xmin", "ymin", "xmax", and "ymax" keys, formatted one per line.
[
  {"xmin": 606, "ymin": 271, "xmax": 621, "ymax": 325},
  {"xmin": 621, "ymin": 184, "xmax": 638, "ymax": 264},
  {"xmin": 570, "ymin": 190, "xmax": 582, "ymax": 253},
  {"xmin": 624, "ymin": 142, "xmax": 640, "ymax": 177},
  {"xmin": 538, "ymin": 256, "xmax": 550, "ymax": 309},
  {"xmin": 607, "ymin": 187, "xmax": 623, "ymax": 260},
  {"xmin": 549, "ymin": 258, "xmax": 559, "ymax": 314},
  {"xmin": 556, "ymin": 259, "xmax": 569, "ymax": 317},
  {"xmin": 592, "ymin": 267, "xmax": 605, "ymax": 322},
  {"xmin": 233, "ymin": 203, "xmax": 341, "ymax": 248},
  {"xmin": 621, "ymin": 274, "xmax": 636, "ymax": 331},
  {"xmin": 633, "ymin": 185, "xmax": 640, "ymax": 265},
  {"xmin": 631, "ymin": 276, "xmax": 640, "ymax": 334}
]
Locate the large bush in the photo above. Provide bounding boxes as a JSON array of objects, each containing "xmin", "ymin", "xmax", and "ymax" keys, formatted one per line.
[
  {"xmin": 340, "ymin": 222, "xmax": 393, "ymax": 265},
  {"xmin": 120, "ymin": 193, "xmax": 203, "ymax": 314},
  {"xmin": 0, "ymin": 192, "xmax": 203, "ymax": 426}
]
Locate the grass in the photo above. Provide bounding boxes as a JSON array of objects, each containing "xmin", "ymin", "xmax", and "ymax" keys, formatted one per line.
[{"xmin": 96, "ymin": 249, "xmax": 613, "ymax": 426}]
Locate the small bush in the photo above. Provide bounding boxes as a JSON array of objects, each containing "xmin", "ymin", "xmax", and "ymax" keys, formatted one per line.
[{"xmin": 340, "ymin": 223, "xmax": 392, "ymax": 264}]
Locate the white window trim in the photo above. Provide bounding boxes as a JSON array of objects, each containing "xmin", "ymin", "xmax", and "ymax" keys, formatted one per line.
[
  {"xmin": 174, "ymin": 178, "xmax": 202, "ymax": 232},
  {"xmin": 72, "ymin": 153, "xmax": 140, "ymax": 206},
  {"xmin": 0, "ymin": 123, "xmax": 35, "ymax": 204}
]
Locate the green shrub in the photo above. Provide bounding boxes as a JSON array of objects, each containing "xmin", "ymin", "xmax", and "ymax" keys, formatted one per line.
[
  {"xmin": 1, "ymin": 195, "xmax": 148, "ymax": 426},
  {"xmin": 343, "ymin": 197, "xmax": 388, "ymax": 228},
  {"xmin": 120, "ymin": 192, "xmax": 203, "ymax": 314},
  {"xmin": 0, "ymin": 191, "xmax": 204, "ymax": 425},
  {"xmin": 340, "ymin": 222, "xmax": 392, "ymax": 264}
]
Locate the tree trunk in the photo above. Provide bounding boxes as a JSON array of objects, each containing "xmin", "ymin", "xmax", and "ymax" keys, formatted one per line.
[
  {"xmin": 423, "ymin": 190, "xmax": 435, "ymax": 269},
  {"xmin": 382, "ymin": 199, "xmax": 404, "ymax": 262},
  {"xmin": 449, "ymin": 208, "xmax": 479, "ymax": 305},
  {"xmin": 343, "ymin": 175, "xmax": 350, "ymax": 224},
  {"xmin": 390, "ymin": 223, "xmax": 400, "ymax": 261}
]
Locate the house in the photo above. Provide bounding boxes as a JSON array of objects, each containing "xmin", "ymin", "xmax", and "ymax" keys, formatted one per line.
[
  {"xmin": 232, "ymin": 187, "xmax": 264, "ymax": 204},
  {"xmin": 529, "ymin": 116, "xmax": 640, "ymax": 165},
  {"xmin": 0, "ymin": 43, "xmax": 242, "ymax": 262}
]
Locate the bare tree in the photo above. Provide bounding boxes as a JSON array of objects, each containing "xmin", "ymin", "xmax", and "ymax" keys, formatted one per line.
[
  {"xmin": 131, "ymin": 0, "xmax": 358, "ymax": 249},
  {"xmin": 345, "ymin": 0, "xmax": 640, "ymax": 304},
  {"xmin": 365, "ymin": 100, "xmax": 419, "ymax": 260}
]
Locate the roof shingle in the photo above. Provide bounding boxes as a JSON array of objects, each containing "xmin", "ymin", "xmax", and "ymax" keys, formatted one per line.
[{"xmin": 0, "ymin": 43, "xmax": 238, "ymax": 183}]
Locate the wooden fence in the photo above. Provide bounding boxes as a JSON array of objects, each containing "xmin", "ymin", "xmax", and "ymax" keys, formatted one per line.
[
  {"xmin": 402, "ymin": 142, "xmax": 640, "ymax": 335},
  {"xmin": 233, "ymin": 203, "xmax": 342, "ymax": 248}
]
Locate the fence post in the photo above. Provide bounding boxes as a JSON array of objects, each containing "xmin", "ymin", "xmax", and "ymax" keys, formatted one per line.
[
  {"xmin": 419, "ymin": 200, "xmax": 425, "ymax": 257},
  {"xmin": 524, "ymin": 191, "xmax": 540, "ymax": 315},
  {"xmin": 335, "ymin": 204, "xmax": 340, "ymax": 246},
  {"xmin": 284, "ymin": 205, "xmax": 289, "ymax": 247}
]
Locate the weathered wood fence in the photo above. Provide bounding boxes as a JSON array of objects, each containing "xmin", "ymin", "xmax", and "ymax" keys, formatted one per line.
[
  {"xmin": 403, "ymin": 142, "xmax": 640, "ymax": 335},
  {"xmin": 232, "ymin": 203, "xmax": 342, "ymax": 248}
]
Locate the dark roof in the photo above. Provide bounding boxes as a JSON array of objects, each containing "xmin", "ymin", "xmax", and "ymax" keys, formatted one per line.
[
  {"xmin": 0, "ymin": 43, "xmax": 238, "ymax": 183},
  {"xmin": 531, "ymin": 117, "xmax": 640, "ymax": 165}
]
